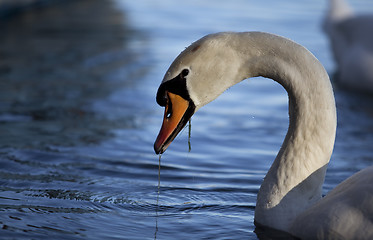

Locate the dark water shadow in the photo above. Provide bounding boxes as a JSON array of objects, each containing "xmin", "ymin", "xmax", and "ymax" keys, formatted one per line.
[{"xmin": 0, "ymin": 0, "xmax": 150, "ymax": 149}]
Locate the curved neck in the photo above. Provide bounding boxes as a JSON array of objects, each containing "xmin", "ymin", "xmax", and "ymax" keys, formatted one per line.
[
  {"xmin": 169, "ymin": 32, "xmax": 337, "ymax": 232},
  {"xmin": 230, "ymin": 33, "xmax": 337, "ymax": 231}
]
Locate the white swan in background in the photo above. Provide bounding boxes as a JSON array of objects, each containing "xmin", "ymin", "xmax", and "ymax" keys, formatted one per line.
[
  {"xmin": 323, "ymin": 0, "xmax": 373, "ymax": 93},
  {"xmin": 153, "ymin": 32, "xmax": 373, "ymax": 239}
]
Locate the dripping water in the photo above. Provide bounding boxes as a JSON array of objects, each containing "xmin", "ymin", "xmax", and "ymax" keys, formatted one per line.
[
  {"xmin": 188, "ymin": 119, "xmax": 192, "ymax": 152},
  {"xmin": 157, "ymin": 154, "xmax": 162, "ymax": 195},
  {"xmin": 154, "ymin": 154, "xmax": 162, "ymax": 240}
]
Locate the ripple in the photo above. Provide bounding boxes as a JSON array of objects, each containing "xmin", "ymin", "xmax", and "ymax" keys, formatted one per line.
[{"xmin": 1, "ymin": 0, "xmax": 373, "ymax": 239}]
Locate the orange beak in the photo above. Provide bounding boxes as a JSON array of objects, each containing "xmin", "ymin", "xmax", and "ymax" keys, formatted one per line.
[{"xmin": 154, "ymin": 92, "xmax": 192, "ymax": 154}]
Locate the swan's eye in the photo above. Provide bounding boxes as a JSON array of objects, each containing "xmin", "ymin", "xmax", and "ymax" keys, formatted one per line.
[{"xmin": 181, "ymin": 69, "xmax": 189, "ymax": 78}]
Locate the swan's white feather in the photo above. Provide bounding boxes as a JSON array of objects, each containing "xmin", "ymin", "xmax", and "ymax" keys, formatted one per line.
[
  {"xmin": 290, "ymin": 166, "xmax": 373, "ymax": 239},
  {"xmin": 158, "ymin": 31, "xmax": 373, "ymax": 239},
  {"xmin": 324, "ymin": 0, "xmax": 373, "ymax": 93}
]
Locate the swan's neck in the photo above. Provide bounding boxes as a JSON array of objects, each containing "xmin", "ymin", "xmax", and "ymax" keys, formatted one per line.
[
  {"xmin": 228, "ymin": 33, "xmax": 337, "ymax": 231},
  {"xmin": 323, "ymin": 0, "xmax": 353, "ymax": 39},
  {"xmin": 328, "ymin": 0, "xmax": 353, "ymax": 23}
]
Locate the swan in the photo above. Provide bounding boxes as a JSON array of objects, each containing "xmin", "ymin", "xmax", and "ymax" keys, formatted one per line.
[
  {"xmin": 323, "ymin": 0, "xmax": 373, "ymax": 93},
  {"xmin": 153, "ymin": 32, "xmax": 373, "ymax": 239}
]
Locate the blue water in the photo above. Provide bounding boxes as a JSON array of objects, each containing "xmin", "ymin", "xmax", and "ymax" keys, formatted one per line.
[{"xmin": 1, "ymin": 0, "xmax": 373, "ymax": 239}]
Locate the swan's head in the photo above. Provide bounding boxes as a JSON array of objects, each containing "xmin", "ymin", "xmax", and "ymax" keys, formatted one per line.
[{"xmin": 154, "ymin": 33, "xmax": 245, "ymax": 154}]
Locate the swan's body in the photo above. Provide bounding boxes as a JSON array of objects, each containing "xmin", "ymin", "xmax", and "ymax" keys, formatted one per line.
[
  {"xmin": 153, "ymin": 32, "xmax": 373, "ymax": 239},
  {"xmin": 324, "ymin": 0, "xmax": 373, "ymax": 93}
]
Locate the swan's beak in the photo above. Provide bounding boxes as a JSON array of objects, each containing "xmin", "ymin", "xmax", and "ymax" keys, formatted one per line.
[{"xmin": 154, "ymin": 92, "xmax": 192, "ymax": 154}]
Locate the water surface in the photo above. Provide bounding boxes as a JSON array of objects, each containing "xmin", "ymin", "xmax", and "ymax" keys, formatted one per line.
[{"xmin": 1, "ymin": 0, "xmax": 373, "ymax": 239}]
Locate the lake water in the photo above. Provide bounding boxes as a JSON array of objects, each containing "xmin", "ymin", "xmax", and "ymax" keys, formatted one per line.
[{"xmin": 1, "ymin": 0, "xmax": 373, "ymax": 239}]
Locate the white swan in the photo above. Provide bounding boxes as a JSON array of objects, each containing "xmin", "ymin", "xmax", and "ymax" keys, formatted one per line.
[
  {"xmin": 153, "ymin": 32, "xmax": 373, "ymax": 239},
  {"xmin": 323, "ymin": 0, "xmax": 373, "ymax": 93}
]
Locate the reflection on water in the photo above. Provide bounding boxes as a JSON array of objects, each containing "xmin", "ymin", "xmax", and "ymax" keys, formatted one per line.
[{"xmin": 0, "ymin": 0, "xmax": 373, "ymax": 239}]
